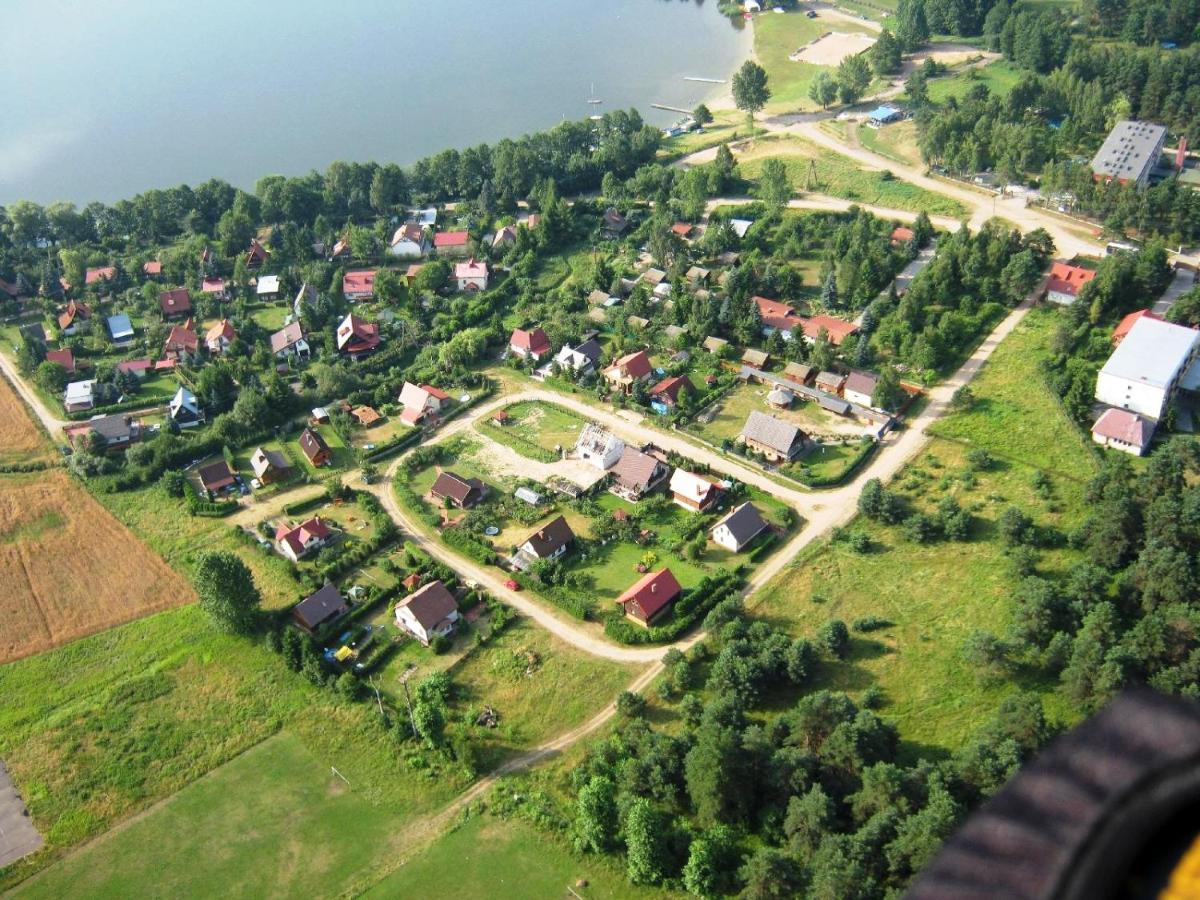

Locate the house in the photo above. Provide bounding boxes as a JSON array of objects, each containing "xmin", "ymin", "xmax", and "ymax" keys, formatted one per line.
[
  {"xmin": 1090, "ymin": 120, "xmax": 1168, "ymax": 190},
  {"xmin": 602, "ymin": 208, "xmax": 628, "ymax": 238},
  {"xmin": 843, "ymin": 371, "xmax": 879, "ymax": 407},
  {"xmin": 395, "ymin": 580, "xmax": 460, "ymax": 645},
  {"xmin": 270, "ymin": 321, "xmax": 310, "ymax": 360},
  {"xmin": 410, "ymin": 207, "xmax": 438, "ymax": 227},
  {"xmin": 783, "ymin": 362, "xmax": 815, "ymax": 385},
  {"xmin": 686, "ymin": 266, "xmax": 710, "ymax": 284},
  {"xmin": 277, "ymin": 517, "xmax": 334, "ymax": 562},
  {"xmin": 116, "ymin": 358, "xmax": 152, "ymax": 380},
  {"xmin": 767, "ymin": 385, "xmax": 794, "ymax": 409},
  {"xmin": 669, "ymin": 469, "xmax": 720, "ymax": 512},
  {"xmin": 250, "ymin": 447, "xmax": 292, "ymax": 484},
  {"xmin": 575, "ymin": 424, "xmax": 626, "ymax": 470},
  {"xmin": 742, "ymin": 348, "xmax": 770, "ymax": 369},
  {"xmin": 1044, "ymin": 261, "xmax": 1098, "ymax": 305},
  {"xmin": 610, "ymin": 446, "xmax": 671, "ymax": 500},
  {"xmin": 159, "ymin": 288, "xmax": 192, "ymax": 319},
  {"xmin": 298, "ymin": 427, "xmax": 333, "ymax": 467},
  {"xmin": 891, "ymin": 226, "xmax": 915, "ymax": 246},
  {"xmin": 492, "ymin": 224, "xmax": 519, "ymax": 250},
  {"xmin": 867, "ymin": 105, "xmax": 904, "ymax": 128},
  {"xmin": 604, "ymin": 350, "xmax": 653, "ymax": 393},
  {"xmin": 245, "ymin": 239, "xmax": 270, "ymax": 270},
  {"xmin": 72, "ymin": 413, "xmax": 141, "ymax": 452},
  {"xmin": 57, "ymin": 300, "xmax": 91, "ymax": 335},
  {"xmin": 399, "ymin": 381, "xmax": 451, "ymax": 425},
  {"xmin": 255, "ymin": 274, "xmax": 281, "ymax": 300},
  {"xmin": 293, "ymin": 281, "xmax": 318, "ymax": 317},
  {"xmin": 162, "ymin": 322, "xmax": 199, "ymax": 361},
  {"xmin": 292, "ymin": 583, "xmax": 348, "ymax": 634},
  {"xmin": 45, "ymin": 348, "xmax": 76, "ymax": 375},
  {"xmin": 515, "ymin": 515, "xmax": 575, "ymax": 565},
  {"xmin": 201, "ymin": 276, "xmax": 228, "ymax": 300},
  {"xmin": 430, "ymin": 471, "xmax": 486, "ymax": 509},
  {"xmin": 640, "ymin": 268, "xmax": 667, "ymax": 288},
  {"xmin": 663, "ymin": 325, "xmax": 688, "ymax": 343},
  {"xmin": 711, "ymin": 502, "xmax": 769, "ymax": 552},
  {"xmin": 1095, "ymin": 317, "xmax": 1200, "ymax": 420},
  {"xmin": 85, "ymin": 266, "xmax": 117, "ymax": 287},
  {"xmin": 1091, "ymin": 408, "xmax": 1155, "ymax": 456},
  {"xmin": 615, "ymin": 568, "xmax": 682, "ymax": 625},
  {"xmin": 754, "ymin": 296, "xmax": 803, "ymax": 338},
  {"xmin": 169, "ymin": 387, "xmax": 203, "ymax": 428},
  {"xmin": 729, "ymin": 218, "xmax": 753, "ymax": 238},
  {"xmin": 389, "ymin": 223, "xmax": 429, "ymax": 258},
  {"xmin": 63, "ymin": 379, "xmax": 96, "ymax": 412},
  {"xmin": 510, "ymin": 327, "xmax": 552, "ymax": 361},
  {"xmin": 455, "ymin": 258, "xmax": 488, "ymax": 292},
  {"xmin": 404, "ymin": 264, "xmax": 425, "ymax": 286},
  {"xmin": 350, "ymin": 405, "xmax": 382, "ymax": 427},
  {"xmin": 816, "ymin": 371, "xmax": 845, "ymax": 394},
  {"xmin": 740, "ymin": 410, "xmax": 807, "ymax": 461},
  {"xmin": 555, "ymin": 338, "xmax": 604, "ymax": 375},
  {"xmin": 671, "ymin": 222, "xmax": 694, "ymax": 239},
  {"xmin": 328, "ymin": 236, "xmax": 352, "ymax": 262},
  {"xmin": 1112, "ymin": 309, "xmax": 1162, "ymax": 346},
  {"xmin": 204, "ymin": 319, "xmax": 237, "ymax": 354},
  {"xmin": 703, "ymin": 336, "xmax": 729, "ymax": 355},
  {"xmin": 197, "ymin": 460, "xmax": 236, "ymax": 495},
  {"xmin": 801, "ymin": 315, "xmax": 859, "ymax": 346},
  {"xmin": 336, "ymin": 313, "xmax": 381, "ymax": 358},
  {"xmin": 587, "ymin": 289, "xmax": 611, "ymax": 307},
  {"xmin": 106, "ymin": 313, "xmax": 135, "ymax": 347},
  {"xmin": 650, "ymin": 375, "xmax": 693, "ymax": 412},
  {"xmin": 434, "ymin": 230, "xmax": 470, "ymax": 257},
  {"xmin": 342, "ymin": 270, "xmax": 376, "ymax": 301}
]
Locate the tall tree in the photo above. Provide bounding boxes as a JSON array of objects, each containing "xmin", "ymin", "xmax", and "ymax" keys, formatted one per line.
[
  {"xmin": 193, "ymin": 551, "xmax": 261, "ymax": 634},
  {"xmin": 757, "ymin": 158, "xmax": 792, "ymax": 208},
  {"xmin": 837, "ymin": 54, "xmax": 872, "ymax": 105},
  {"xmin": 732, "ymin": 61, "xmax": 771, "ymax": 129},
  {"xmin": 573, "ymin": 775, "xmax": 619, "ymax": 853},
  {"xmin": 809, "ymin": 71, "xmax": 840, "ymax": 110},
  {"xmin": 895, "ymin": 0, "xmax": 930, "ymax": 51},
  {"xmin": 625, "ymin": 798, "xmax": 670, "ymax": 885}
]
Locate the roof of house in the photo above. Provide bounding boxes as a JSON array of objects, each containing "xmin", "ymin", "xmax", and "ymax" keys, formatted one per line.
[
  {"xmin": 1099, "ymin": 317, "xmax": 1200, "ymax": 389},
  {"xmin": 651, "ymin": 375, "xmax": 693, "ymax": 404},
  {"xmin": 1092, "ymin": 408, "xmax": 1154, "ymax": 446},
  {"xmin": 277, "ymin": 516, "xmax": 332, "ymax": 556},
  {"xmin": 1046, "ymin": 261, "xmax": 1098, "ymax": 298},
  {"xmin": 669, "ymin": 469, "xmax": 717, "ymax": 504},
  {"xmin": 159, "ymin": 288, "xmax": 191, "ymax": 315},
  {"xmin": 58, "ymin": 299, "xmax": 91, "ymax": 329},
  {"xmin": 205, "ymin": 319, "xmax": 236, "ymax": 344},
  {"xmin": 753, "ymin": 295, "xmax": 800, "ymax": 332},
  {"xmin": 611, "ymin": 446, "xmax": 664, "ymax": 488},
  {"xmin": 107, "ymin": 313, "xmax": 134, "ymax": 338},
  {"xmin": 1112, "ymin": 309, "xmax": 1162, "ymax": 343},
  {"xmin": 431, "ymin": 471, "xmax": 483, "ymax": 505},
  {"xmin": 256, "ymin": 274, "xmax": 280, "ymax": 295},
  {"xmin": 85, "ymin": 266, "xmax": 116, "ymax": 284},
  {"xmin": 293, "ymin": 583, "xmax": 347, "ymax": 630},
  {"xmin": 627, "ymin": 315, "xmax": 650, "ymax": 329},
  {"xmin": 143, "ymin": 261, "xmax": 162, "ymax": 275},
  {"xmin": 607, "ymin": 350, "xmax": 652, "ymax": 380},
  {"xmin": 434, "ymin": 230, "xmax": 470, "ymax": 248},
  {"xmin": 868, "ymin": 105, "xmax": 902, "ymax": 120},
  {"xmin": 342, "ymin": 270, "xmax": 376, "ymax": 294},
  {"xmin": 767, "ymin": 385, "xmax": 793, "ymax": 405},
  {"xmin": 197, "ymin": 460, "xmax": 235, "ymax": 491},
  {"xmin": 571, "ymin": 338, "xmax": 604, "ymax": 364},
  {"xmin": 742, "ymin": 348, "xmax": 770, "ymax": 367},
  {"xmin": 603, "ymin": 208, "xmax": 628, "ymax": 231},
  {"xmin": 714, "ymin": 501, "xmax": 769, "ymax": 546},
  {"xmin": 246, "ymin": 239, "xmax": 270, "ymax": 266},
  {"xmin": 783, "ymin": 361, "xmax": 814, "ymax": 382},
  {"xmin": 455, "ymin": 258, "xmax": 488, "ymax": 279},
  {"xmin": 351, "ymin": 405, "xmax": 382, "ymax": 426},
  {"xmin": 703, "ymin": 336, "xmax": 729, "ymax": 352},
  {"xmin": 1090, "ymin": 119, "xmax": 1167, "ymax": 181},
  {"xmin": 45, "ymin": 348, "xmax": 75, "ymax": 372},
  {"xmin": 686, "ymin": 265, "xmax": 710, "ymax": 281},
  {"xmin": 400, "ymin": 580, "xmax": 459, "ymax": 630},
  {"xmin": 891, "ymin": 226, "xmax": 915, "ymax": 243},
  {"xmin": 399, "ymin": 381, "xmax": 439, "ymax": 413},
  {"xmin": 671, "ymin": 222, "xmax": 693, "ymax": 237},
  {"xmin": 116, "ymin": 358, "xmax": 152, "ymax": 373},
  {"xmin": 270, "ymin": 321, "xmax": 305, "ymax": 354},
  {"xmin": 250, "ymin": 446, "xmax": 290, "ymax": 478},
  {"xmin": 511, "ymin": 327, "xmax": 551, "ymax": 354},
  {"xmin": 84, "ymin": 413, "xmax": 136, "ymax": 442},
  {"xmin": 299, "ymin": 427, "xmax": 331, "ymax": 462},
  {"xmin": 587, "ymin": 289, "xmax": 611, "ymax": 306},
  {"xmin": 521, "ymin": 515, "xmax": 575, "ymax": 557},
  {"xmin": 641, "ymin": 268, "xmax": 667, "ymax": 286},
  {"xmin": 201, "ymin": 276, "xmax": 225, "ymax": 294},
  {"xmin": 170, "ymin": 386, "xmax": 199, "ymax": 417},
  {"xmin": 816, "ymin": 370, "xmax": 844, "ymax": 387},
  {"xmin": 492, "ymin": 224, "xmax": 519, "ymax": 246},
  {"xmin": 392, "ymin": 223, "xmax": 426, "ymax": 246},
  {"xmin": 64, "ymin": 379, "xmax": 95, "ymax": 405},
  {"xmin": 422, "ymin": 383, "xmax": 451, "ymax": 401},
  {"xmin": 801, "ymin": 315, "xmax": 858, "ymax": 345},
  {"xmin": 576, "ymin": 423, "xmax": 623, "ymax": 457},
  {"xmin": 164, "ymin": 324, "xmax": 199, "ymax": 352},
  {"xmin": 844, "ymin": 371, "xmax": 878, "ymax": 397},
  {"xmin": 336, "ymin": 313, "xmax": 380, "ymax": 352},
  {"xmin": 741, "ymin": 410, "xmax": 805, "ymax": 454},
  {"xmin": 615, "ymin": 568, "xmax": 682, "ymax": 619}
]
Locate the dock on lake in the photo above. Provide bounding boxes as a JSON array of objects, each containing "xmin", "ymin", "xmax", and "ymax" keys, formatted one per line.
[
  {"xmin": 651, "ymin": 103, "xmax": 692, "ymax": 114},
  {"xmin": 683, "ymin": 76, "xmax": 725, "ymax": 83}
]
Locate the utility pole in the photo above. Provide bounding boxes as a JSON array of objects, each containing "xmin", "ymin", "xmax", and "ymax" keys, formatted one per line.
[
  {"xmin": 399, "ymin": 666, "xmax": 418, "ymax": 736},
  {"xmin": 368, "ymin": 675, "xmax": 384, "ymax": 717}
]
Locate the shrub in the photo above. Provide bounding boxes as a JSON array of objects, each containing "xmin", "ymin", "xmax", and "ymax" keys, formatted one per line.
[
  {"xmin": 852, "ymin": 617, "xmax": 893, "ymax": 633},
  {"xmin": 816, "ymin": 619, "xmax": 850, "ymax": 659}
]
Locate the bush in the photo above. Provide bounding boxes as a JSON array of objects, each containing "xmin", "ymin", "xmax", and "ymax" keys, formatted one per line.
[
  {"xmin": 816, "ymin": 619, "xmax": 850, "ymax": 659},
  {"xmin": 617, "ymin": 691, "xmax": 648, "ymax": 718},
  {"xmin": 852, "ymin": 617, "xmax": 892, "ymax": 633}
]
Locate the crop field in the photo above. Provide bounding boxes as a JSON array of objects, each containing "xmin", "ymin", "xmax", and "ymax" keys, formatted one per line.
[
  {"xmin": 0, "ymin": 373, "xmax": 53, "ymax": 466},
  {"xmin": 0, "ymin": 470, "xmax": 194, "ymax": 664}
]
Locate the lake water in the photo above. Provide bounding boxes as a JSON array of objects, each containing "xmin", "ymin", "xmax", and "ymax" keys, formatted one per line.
[{"xmin": 0, "ymin": 0, "xmax": 749, "ymax": 205}]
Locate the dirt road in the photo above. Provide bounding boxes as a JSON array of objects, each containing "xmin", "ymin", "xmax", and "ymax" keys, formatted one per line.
[{"xmin": 0, "ymin": 352, "xmax": 67, "ymax": 439}]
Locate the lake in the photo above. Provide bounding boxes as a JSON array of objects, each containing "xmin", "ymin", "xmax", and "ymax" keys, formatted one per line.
[{"xmin": 0, "ymin": 0, "xmax": 749, "ymax": 206}]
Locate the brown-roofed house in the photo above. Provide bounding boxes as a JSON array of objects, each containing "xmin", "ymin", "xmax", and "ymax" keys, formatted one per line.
[
  {"xmin": 650, "ymin": 375, "xmax": 693, "ymax": 409},
  {"xmin": 843, "ymin": 371, "xmax": 879, "ymax": 407},
  {"xmin": 250, "ymin": 447, "xmax": 292, "ymax": 484},
  {"xmin": 162, "ymin": 322, "xmax": 199, "ymax": 361},
  {"xmin": 351, "ymin": 405, "xmax": 382, "ymax": 427},
  {"xmin": 292, "ymin": 583, "xmax": 348, "ymax": 634},
  {"xmin": 336, "ymin": 313, "xmax": 381, "ymax": 359},
  {"xmin": 740, "ymin": 410, "xmax": 807, "ymax": 461},
  {"xmin": 815, "ymin": 370, "xmax": 845, "ymax": 394},
  {"xmin": 783, "ymin": 361, "xmax": 815, "ymax": 385},
  {"xmin": 741, "ymin": 348, "xmax": 770, "ymax": 369},
  {"xmin": 517, "ymin": 515, "xmax": 576, "ymax": 564},
  {"xmin": 197, "ymin": 460, "xmax": 236, "ymax": 494},
  {"xmin": 57, "ymin": 299, "xmax": 91, "ymax": 333},
  {"xmin": 604, "ymin": 350, "xmax": 653, "ymax": 393},
  {"xmin": 298, "ymin": 427, "xmax": 333, "ymax": 467},
  {"xmin": 430, "ymin": 471, "xmax": 486, "ymax": 509},
  {"xmin": 396, "ymin": 579, "xmax": 460, "ymax": 645},
  {"xmin": 615, "ymin": 568, "xmax": 682, "ymax": 625},
  {"xmin": 610, "ymin": 447, "xmax": 671, "ymax": 501},
  {"xmin": 270, "ymin": 321, "xmax": 310, "ymax": 360},
  {"xmin": 204, "ymin": 318, "xmax": 237, "ymax": 354},
  {"xmin": 245, "ymin": 239, "xmax": 270, "ymax": 270},
  {"xmin": 159, "ymin": 288, "xmax": 192, "ymax": 319},
  {"xmin": 890, "ymin": 226, "xmax": 915, "ymax": 246}
]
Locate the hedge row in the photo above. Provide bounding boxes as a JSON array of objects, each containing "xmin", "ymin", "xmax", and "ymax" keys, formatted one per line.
[
  {"xmin": 66, "ymin": 394, "xmax": 172, "ymax": 421},
  {"xmin": 516, "ymin": 573, "xmax": 592, "ymax": 620},
  {"xmin": 788, "ymin": 440, "xmax": 877, "ymax": 488},
  {"xmin": 283, "ymin": 492, "xmax": 329, "ymax": 517},
  {"xmin": 603, "ymin": 569, "xmax": 744, "ymax": 645},
  {"xmin": 184, "ymin": 482, "xmax": 238, "ymax": 517},
  {"xmin": 442, "ymin": 526, "xmax": 497, "ymax": 566},
  {"xmin": 0, "ymin": 459, "xmax": 60, "ymax": 473},
  {"xmin": 361, "ymin": 427, "xmax": 422, "ymax": 462}
]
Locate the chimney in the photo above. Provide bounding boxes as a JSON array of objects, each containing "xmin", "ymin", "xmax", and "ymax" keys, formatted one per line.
[{"xmin": 651, "ymin": 582, "xmax": 657, "ymax": 593}]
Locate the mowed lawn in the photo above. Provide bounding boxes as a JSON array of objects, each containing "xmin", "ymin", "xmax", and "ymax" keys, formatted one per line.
[
  {"xmin": 753, "ymin": 438, "xmax": 1087, "ymax": 754},
  {"xmin": 925, "ymin": 59, "xmax": 1024, "ymax": 104},
  {"xmin": 360, "ymin": 812, "xmax": 669, "ymax": 900},
  {"xmin": 737, "ymin": 136, "xmax": 968, "ymax": 217},
  {"xmin": 494, "ymin": 400, "xmax": 587, "ymax": 456},
  {"xmin": 930, "ymin": 306, "xmax": 1101, "ymax": 482},
  {"xmin": 754, "ymin": 10, "xmax": 877, "ymax": 113}
]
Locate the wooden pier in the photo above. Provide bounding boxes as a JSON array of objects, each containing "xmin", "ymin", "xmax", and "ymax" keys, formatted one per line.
[{"xmin": 651, "ymin": 103, "xmax": 692, "ymax": 114}]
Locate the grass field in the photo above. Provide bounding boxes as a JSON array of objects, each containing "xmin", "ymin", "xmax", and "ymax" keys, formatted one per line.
[
  {"xmin": 491, "ymin": 400, "xmax": 587, "ymax": 458},
  {"xmin": 660, "ymin": 108, "xmax": 764, "ymax": 160},
  {"xmin": 926, "ymin": 59, "xmax": 1024, "ymax": 103},
  {"xmin": 0, "ymin": 469, "xmax": 195, "ymax": 664},
  {"xmin": 858, "ymin": 119, "xmax": 922, "ymax": 166},
  {"xmin": 0, "ymin": 371, "xmax": 54, "ymax": 465},
  {"xmin": 737, "ymin": 135, "xmax": 968, "ymax": 217},
  {"xmin": 754, "ymin": 10, "xmax": 876, "ymax": 113},
  {"xmin": 930, "ymin": 306, "xmax": 1100, "ymax": 482}
]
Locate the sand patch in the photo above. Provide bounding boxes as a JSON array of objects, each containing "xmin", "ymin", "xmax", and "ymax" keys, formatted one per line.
[{"xmin": 790, "ymin": 31, "xmax": 876, "ymax": 66}]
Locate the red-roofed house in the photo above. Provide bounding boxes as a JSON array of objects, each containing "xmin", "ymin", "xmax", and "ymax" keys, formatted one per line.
[
  {"xmin": 85, "ymin": 266, "xmax": 117, "ymax": 286},
  {"xmin": 650, "ymin": 375, "xmax": 693, "ymax": 410},
  {"xmin": 159, "ymin": 288, "xmax": 192, "ymax": 319},
  {"xmin": 753, "ymin": 296, "xmax": 803, "ymax": 335},
  {"xmin": 510, "ymin": 327, "xmax": 552, "ymax": 361},
  {"xmin": 117, "ymin": 358, "xmax": 153, "ymax": 379},
  {"xmin": 205, "ymin": 319, "xmax": 237, "ymax": 354},
  {"xmin": 398, "ymin": 381, "xmax": 452, "ymax": 426},
  {"xmin": 604, "ymin": 350, "xmax": 653, "ymax": 393},
  {"xmin": 342, "ymin": 269, "xmax": 376, "ymax": 301},
  {"xmin": 1112, "ymin": 309, "xmax": 1163, "ymax": 347},
  {"xmin": 1044, "ymin": 261, "xmax": 1098, "ymax": 305},
  {"xmin": 799, "ymin": 315, "xmax": 859, "ymax": 346},
  {"xmin": 143, "ymin": 261, "xmax": 163, "ymax": 277},
  {"xmin": 615, "ymin": 568, "xmax": 682, "ymax": 625},
  {"xmin": 200, "ymin": 276, "xmax": 228, "ymax": 300},
  {"xmin": 45, "ymin": 348, "xmax": 76, "ymax": 374},
  {"xmin": 276, "ymin": 516, "xmax": 334, "ymax": 562},
  {"xmin": 1091, "ymin": 408, "xmax": 1154, "ymax": 456},
  {"xmin": 434, "ymin": 230, "xmax": 471, "ymax": 257},
  {"xmin": 671, "ymin": 222, "xmax": 694, "ymax": 238},
  {"xmin": 890, "ymin": 226, "xmax": 915, "ymax": 246},
  {"xmin": 57, "ymin": 300, "xmax": 91, "ymax": 334},
  {"xmin": 336, "ymin": 313, "xmax": 381, "ymax": 359},
  {"xmin": 163, "ymin": 322, "xmax": 199, "ymax": 361},
  {"xmin": 245, "ymin": 239, "xmax": 270, "ymax": 270},
  {"xmin": 455, "ymin": 258, "xmax": 488, "ymax": 292}
]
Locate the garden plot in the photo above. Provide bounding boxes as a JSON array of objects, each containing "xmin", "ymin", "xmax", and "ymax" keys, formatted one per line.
[{"xmin": 790, "ymin": 31, "xmax": 876, "ymax": 66}]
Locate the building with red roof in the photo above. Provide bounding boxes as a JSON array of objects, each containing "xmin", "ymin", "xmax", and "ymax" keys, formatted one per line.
[
  {"xmin": 245, "ymin": 239, "xmax": 270, "ymax": 270},
  {"xmin": 85, "ymin": 266, "xmax": 117, "ymax": 286},
  {"xmin": 1112, "ymin": 309, "xmax": 1163, "ymax": 347},
  {"xmin": 143, "ymin": 261, "xmax": 163, "ymax": 276},
  {"xmin": 604, "ymin": 350, "xmax": 653, "ymax": 393},
  {"xmin": 650, "ymin": 374, "xmax": 694, "ymax": 410},
  {"xmin": 890, "ymin": 226, "xmax": 915, "ymax": 245},
  {"xmin": 275, "ymin": 516, "xmax": 334, "ymax": 562},
  {"xmin": 201, "ymin": 276, "xmax": 228, "ymax": 299},
  {"xmin": 510, "ymin": 327, "xmax": 552, "ymax": 361},
  {"xmin": 45, "ymin": 348, "xmax": 76, "ymax": 374},
  {"xmin": 204, "ymin": 319, "xmax": 237, "ymax": 354},
  {"xmin": 799, "ymin": 315, "xmax": 859, "ymax": 346},
  {"xmin": 57, "ymin": 299, "xmax": 91, "ymax": 333},
  {"xmin": 1091, "ymin": 408, "xmax": 1154, "ymax": 456},
  {"xmin": 455, "ymin": 258, "xmax": 488, "ymax": 292},
  {"xmin": 434, "ymin": 230, "xmax": 470, "ymax": 256},
  {"xmin": 336, "ymin": 313, "xmax": 381, "ymax": 358},
  {"xmin": 615, "ymin": 568, "xmax": 683, "ymax": 625},
  {"xmin": 159, "ymin": 288, "xmax": 192, "ymax": 319},
  {"xmin": 163, "ymin": 322, "xmax": 199, "ymax": 361},
  {"xmin": 342, "ymin": 269, "xmax": 376, "ymax": 301},
  {"xmin": 1044, "ymin": 261, "xmax": 1098, "ymax": 305}
]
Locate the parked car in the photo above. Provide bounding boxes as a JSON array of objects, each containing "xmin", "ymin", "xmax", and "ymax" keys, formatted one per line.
[{"xmin": 505, "ymin": 579, "xmax": 520, "ymax": 591}]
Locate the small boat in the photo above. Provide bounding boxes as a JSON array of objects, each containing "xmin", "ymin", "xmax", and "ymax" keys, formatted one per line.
[{"xmin": 587, "ymin": 82, "xmax": 603, "ymax": 105}]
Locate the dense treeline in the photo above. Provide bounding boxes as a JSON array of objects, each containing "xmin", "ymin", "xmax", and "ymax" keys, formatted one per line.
[{"xmin": 1080, "ymin": 0, "xmax": 1200, "ymax": 46}]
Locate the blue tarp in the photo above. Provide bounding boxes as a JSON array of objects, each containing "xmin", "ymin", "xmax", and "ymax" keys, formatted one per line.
[{"xmin": 867, "ymin": 106, "xmax": 900, "ymax": 121}]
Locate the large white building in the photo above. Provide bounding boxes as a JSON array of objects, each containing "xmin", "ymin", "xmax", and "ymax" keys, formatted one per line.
[{"xmin": 1095, "ymin": 317, "xmax": 1200, "ymax": 420}]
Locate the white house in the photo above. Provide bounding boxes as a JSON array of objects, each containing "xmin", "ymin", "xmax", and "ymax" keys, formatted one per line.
[
  {"xmin": 256, "ymin": 274, "xmax": 281, "ymax": 300},
  {"xmin": 398, "ymin": 381, "xmax": 451, "ymax": 426},
  {"xmin": 1095, "ymin": 317, "xmax": 1200, "ymax": 420},
  {"xmin": 669, "ymin": 469, "xmax": 720, "ymax": 512},
  {"xmin": 389, "ymin": 223, "xmax": 429, "ymax": 258},
  {"xmin": 1091, "ymin": 408, "xmax": 1155, "ymax": 456},
  {"xmin": 554, "ymin": 338, "xmax": 603, "ymax": 375},
  {"xmin": 843, "ymin": 372, "xmax": 879, "ymax": 408},
  {"xmin": 396, "ymin": 580, "xmax": 460, "ymax": 645},
  {"xmin": 63, "ymin": 379, "xmax": 96, "ymax": 412},
  {"xmin": 711, "ymin": 502, "xmax": 769, "ymax": 552},
  {"xmin": 575, "ymin": 424, "xmax": 625, "ymax": 470},
  {"xmin": 275, "ymin": 517, "xmax": 333, "ymax": 562},
  {"xmin": 169, "ymin": 386, "xmax": 203, "ymax": 428},
  {"xmin": 455, "ymin": 258, "xmax": 488, "ymax": 292},
  {"xmin": 513, "ymin": 515, "xmax": 575, "ymax": 569}
]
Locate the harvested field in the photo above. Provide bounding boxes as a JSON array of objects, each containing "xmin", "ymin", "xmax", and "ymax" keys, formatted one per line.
[
  {"xmin": 0, "ymin": 373, "xmax": 52, "ymax": 465},
  {"xmin": 0, "ymin": 470, "xmax": 195, "ymax": 664},
  {"xmin": 790, "ymin": 31, "xmax": 875, "ymax": 66}
]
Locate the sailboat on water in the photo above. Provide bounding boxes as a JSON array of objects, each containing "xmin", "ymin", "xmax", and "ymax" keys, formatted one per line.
[{"xmin": 587, "ymin": 82, "xmax": 603, "ymax": 105}]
